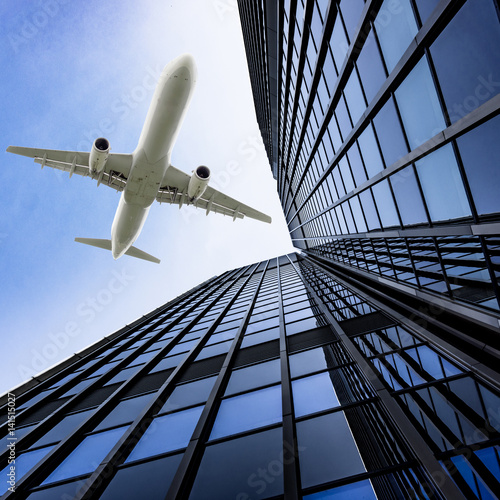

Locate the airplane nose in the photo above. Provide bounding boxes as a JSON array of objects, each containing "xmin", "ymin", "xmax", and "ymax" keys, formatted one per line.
[{"xmin": 163, "ymin": 53, "xmax": 197, "ymax": 82}]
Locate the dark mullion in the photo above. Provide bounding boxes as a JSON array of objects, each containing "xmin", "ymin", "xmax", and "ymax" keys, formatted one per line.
[
  {"xmin": 286, "ymin": 0, "xmax": 468, "ymax": 229},
  {"xmin": 280, "ymin": 255, "xmax": 301, "ymax": 499},
  {"xmin": 5, "ymin": 268, "xmax": 244, "ymax": 499},
  {"xmin": 293, "ymin": 257, "xmax": 467, "ymax": 499},
  {"xmin": 165, "ymin": 261, "xmax": 270, "ymax": 499}
]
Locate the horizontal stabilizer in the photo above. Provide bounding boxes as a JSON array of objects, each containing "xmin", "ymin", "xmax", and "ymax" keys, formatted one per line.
[{"xmin": 75, "ymin": 238, "xmax": 160, "ymax": 264}]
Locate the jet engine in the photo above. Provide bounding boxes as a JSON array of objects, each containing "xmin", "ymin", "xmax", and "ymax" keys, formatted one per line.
[
  {"xmin": 187, "ymin": 165, "xmax": 211, "ymax": 201},
  {"xmin": 89, "ymin": 137, "xmax": 110, "ymax": 174}
]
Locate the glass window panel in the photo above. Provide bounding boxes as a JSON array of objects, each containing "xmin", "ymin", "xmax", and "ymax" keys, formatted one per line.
[
  {"xmin": 339, "ymin": 0, "xmax": 365, "ymax": 42},
  {"xmin": 406, "ymin": 346, "xmax": 461, "ymax": 379},
  {"xmin": 375, "ymin": 0, "xmax": 418, "ymax": 72},
  {"xmin": 475, "ymin": 446, "xmax": 500, "ymax": 482},
  {"xmin": 23, "ymin": 479, "xmax": 88, "ymax": 500},
  {"xmin": 290, "ymin": 346, "xmax": 342, "ymax": 378},
  {"xmin": 304, "ymin": 479, "xmax": 377, "ymax": 499},
  {"xmin": 150, "ymin": 353, "xmax": 186, "ymax": 373},
  {"xmin": 168, "ymin": 339, "xmax": 198, "ymax": 355},
  {"xmin": 42, "ymin": 427, "xmax": 126, "ymax": 485},
  {"xmin": 0, "ymin": 446, "xmax": 55, "ymax": 495},
  {"xmin": 430, "ymin": 0, "xmax": 500, "ymax": 124},
  {"xmin": 395, "ymin": 57, "xmax": 446, "ymax": 149},
  {"xmin": 241, "ymin": 327, "xmax": 280, "ymax": 348},
  {"xmin": 373, "ymin": 97, "xmax": 408, "ymax": 167},
  {"xmin": 94, "ymin": 393, "xmax": 155, "ymax": 432},
  {"xmin": 99, "ymin": 454, "xmax": 183, "ymax": 500},
  {"xmin": 190, "ymin": 427, "xmax": 283, "ymax": 500},
  {"xmin": 372, "ymin": 179, "xmax": 400, "ymax": 228},
  {"xmin": 390, "ymin": 166, "xmax": 428, "ymax": 225},
  {"xmin": 297, "ymin": 411, "xmax": 366, "ymax": 488},
  {"xmin": 449, "ymin": 454, "xmax": 495, "ymax": 500},
  {"xmin": 349, "ymin": 196, "xmax": 368, "ymax": 233},
  {"xmin": 457, "ymin": 114, "xmax": 500, "ymax": 215},
  {"xmin": 344, "ymin": 71, "xmax": 366, "ymax": 126},
  {"xmin": 335, "ymin": 96, "xmax": 352, "ymax": 140},
  {"xmin": 286, "ymin": 316, "xmax": 324, "ymax": 335},
  {"xmin": 210, "ymin": 385, "xmax": 282, "ymax": 440},
  {"xmin": 125, "ymin": 406, "xmax": 203, "ymax": 463},
  {"xmin": 31, "ymin": 410, "xmax": 94, "ymax": 448},
  {"xmin": 416, "ymin": 144, "xmax": 471, "ymax": 221},
  {"xmin": 414, "ymin": 0, "xmax": 440, "ymax": 24},
  {"xmin": 60, "ymin": 378, "xmax": 97, "ymax": 397},
  {"xmin": 292, "ymin": 372, "xmax": 340, "ymax": 417},
  {"xmin": 330, "ymin": 16, "xmax": 349, "ymax": 71},
  {"xmin": 357, "ymin": 31, "xmax": 386, "ymax": 104},
  {"xmin": 104, "ymin": 365, "xmax": 142, "ymax": 386},
  {"xmin": 159, "ymin": 376, "xmax": 217, "ymax": 413},
  {"xmin": 358, "ymin": 123, "xmax": 384, "ymax": 178},
  {"xmin": 339, "ymin": 156, "xmax": 355, "ymax": 193},
  {"xmin": 195, "ymin": 340, "xmax": 232, "ymax": 361},
  {"xmin": 347, "ymin": 144, "xmax": 367, "ymax": 186},
  {"xmin": 225, "ymin": 359, "xmax": 281, "ymax": 396},
  {"xmin": 359, "ymin": 188, "xmax": 381, "ymax": 230}
]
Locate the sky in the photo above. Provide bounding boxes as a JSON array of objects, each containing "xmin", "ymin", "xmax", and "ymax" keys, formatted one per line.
[{"xmin": 0, "ymin": 0, "xmax": 295, "ymax": 395}]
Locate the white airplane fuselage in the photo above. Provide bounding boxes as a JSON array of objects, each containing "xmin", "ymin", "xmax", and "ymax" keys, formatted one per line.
[{"xmin": 110, "ymin": 54, "xmax": 196, "ymax": 259}]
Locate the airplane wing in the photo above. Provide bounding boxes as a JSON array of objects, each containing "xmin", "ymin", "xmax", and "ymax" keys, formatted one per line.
[
  {"xmin": 6, "ymin": 146, "xmax": 133, "ymax": 192},
  {"xmin": 157, "ymin": 165, "xmax": 272, "ymax": 223}
]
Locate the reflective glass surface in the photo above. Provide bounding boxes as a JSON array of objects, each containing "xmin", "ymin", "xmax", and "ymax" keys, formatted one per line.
[
  {"xmin": 99, "ymin": 453, "xmax": 183, "ymax": 500},
  {"xmin": 42, "ymin": 427, "xmax": 126, "ymax": 485},
  {"xmin": 372, "ymin": 179, "xmax": 400, "ymax": 228},
  {"xmin": 375, "ymin": 0, "xmax": 418, "ymax": 72},
  {"xmin": 125, "ymin": 406, "xmax": 203, "ymax": 462},
  {"xmin": 430, "ymin": 0, "xmax": 500, "ymax": 123},
  {"xmin": 356, "ymin": 32, "xmax": 386, "ymax": 104},
  {"xmin": 297, "ymin": 411, "xmax": 366, "ymax": 488},
  {"xmin": 159, "ymin": 376, "xmax": 217, "ymax": 413},
  {"xmin": 415, "ymin": 144, "xmax": 471, "ymax": 221},
  {"xmin": 210, "ymin": 385, "xmax": 282, "ymax": 439},
  {"xmin": 189, "ymin": 427, "xmax": 283, "ymax": 499},
  {"xmin": 292, "ymin": 371, "xmax": 340, "ymax": 417},
  {"xmin": 303, "ymin": 479, "xmax": 377, "ymax": 499},
  {"xmin": 457, "ymin": 114, "xmax": 500, "ymax": 215},
  {"xmin": 225, "ymin": 359, "xmax": 281, "ymax": 396},
  {"xmin": 395, "ymin": 57, "xmax": 446, "ymax": 149},
  {"xmin": 390, "ymin": 166, "xmax": 428, "ymax": 226}
]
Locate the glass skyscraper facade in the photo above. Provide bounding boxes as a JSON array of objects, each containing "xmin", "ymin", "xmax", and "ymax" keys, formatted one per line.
[
  {"xmin": 1, "ymin": 254, "xmax": 500, "ymax": 499},
  {"xmin": 2, "ymin": 1, "xmax": 500, "ymax": 499}
]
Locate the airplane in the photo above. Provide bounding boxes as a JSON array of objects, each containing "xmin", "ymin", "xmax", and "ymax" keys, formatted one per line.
[{"xmin": 6, "ymin": 54, "xmax": 271, "ymax": 264}]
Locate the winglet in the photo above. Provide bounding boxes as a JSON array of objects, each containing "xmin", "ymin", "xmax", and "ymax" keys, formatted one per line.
[{"xmin": 75, "ymin": 238, "xmax": 160, "ymax": 264}]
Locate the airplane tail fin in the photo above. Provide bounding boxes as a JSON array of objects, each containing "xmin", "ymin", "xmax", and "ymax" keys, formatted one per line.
[{"xmin": 75, "ymin": 238, "xmax": 161, "ymax": 264}]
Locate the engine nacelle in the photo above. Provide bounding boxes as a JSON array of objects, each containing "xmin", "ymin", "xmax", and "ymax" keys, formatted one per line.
[
  {"xmin": 89, "ymin": 137, "xmax": 110, "ymax": 174},
  {"xmin": 187, "ymin": 165, "xmax": 211, "ymax": 201}
]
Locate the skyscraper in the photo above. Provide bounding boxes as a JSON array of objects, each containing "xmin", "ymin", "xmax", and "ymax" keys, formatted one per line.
[{"xmin": 2, "ymin": 1, "xmax": 500, "ymax": 499}]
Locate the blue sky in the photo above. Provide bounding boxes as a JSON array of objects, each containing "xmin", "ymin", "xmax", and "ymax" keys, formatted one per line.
[{"xmin": 0, "ymin": 0, "xmax": 294, "ymax": 394}]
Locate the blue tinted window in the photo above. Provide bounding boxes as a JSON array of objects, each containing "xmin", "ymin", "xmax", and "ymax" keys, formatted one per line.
[
  {"xmin": 347, "ymin": 144, "xmax": 367, "ymax": 186},
  {"xmin": 372, "ymin": 179, "xmax": 400, "ymax": 228},
  {"xmin": 100, "ymin": 454, "xmax": 182, "ymax": 500},
  {"xmin": 457, "ymin": 115, "xmax": 500, "ymax": 215},
  {"xmin": 0, "ymin": 446, "xmax": 55, "ymax": 495},
  {"xmin": 395, "ymin": 57, "xmax": 446, "ymax": 149},
  {"xmin": 415, "ymin": 145, "xmax": 471, "ymax": 221},
  {"xmin": 475, "ymin": 447, "xmax": 500, "ymax": 482},
  {"xmin": 225, "ymin": 359, "xmax": 281, "ymax": 396},
  {"xmin": 94, "ymin": 393, "xmax": 155, "ymax": 431},
  {"xmin": 32, "ymin": 410, "xmax": 94, "ymax": 447},
  {"xmin": 330, "ymin": 16, "xmax": 349, "ymax": 71},
  {"xmin": 349, "ymin": 197, "xmax": 368, "ymax": 233},
  {"xmin": 241, "ymin": 327, "xmax": 280, "ymax": 348},
  {"xmin": 373, "ymin": 98, "xmax": 408, "ymax": 167},
  {"xmin": 290, "ymin": 346, "xmax": 340, "ymax": 378},
  {"xmin": 414, "ymin": 0, "xmax": 440, "ymax": 24},
  {"xmin": 292, "ymin": 372, "xmax": 340, "ymax": 417},
  {"xmin": 286, "ymin": 316, "xmax": 323, "ymax": 335},
  {"xmin": 297, "ymin": 411, "xmax": 366, "ymax": 488},
  {"xmin": 303, "ymin": 479, "xmax": 377, "ymax": 499},
  {"xmin": 430, "ymin": 0, "xmax": 500, "ymax": 123},
  {"xmin": 339, "ymin": 157, "xmax": 355, "ymax": 193},
  {"xmin": 359, "ymin": 189, "xmax": 380, "ymax": 230},
  {"xmin": 390, "ymin": 166, "xmax": 428, "ymax": 226},
  {"xmin": 344, "ymin": 71, "xmax": 366, "ymax": 126},
  {"xmin": 335, "ymin": 96, "xmax": 352, "ymax": 140},
  {"xmin": 125, "ymin": 406, "xmax": 203, "ymax": 463},
  {"xmin": 375, "ymin": 0, "xmax": 418, "ymax": 72},
  {"xmin": 357, "ymin": 32, "xmax": 386, "ymax": 104},
  {"xmin": 195, "ymin": 340, "xmax": 232, "ymax": 361},
  {"xmin": 190, "ymin": 427, "xmax": 283, "ymax": 499},
  {"xmin": 150, "ymin": 353, "xmax": 187, "ymax": 373},
  {"xmin": 210, "ymin": 385, "xmax": 282, "ymax": 439},
  {"xmin": 42, "ymin": 427, "xmax": 126, "ymax": 485},
  {"xmin": 339, "ymin": 0, "xmax": 365, "ymax": 42},
  {"xmin": 357, "ymin": 123, "xmax": 384, "ymax": 178},
  {"xmin": 159, "ymin": 376, "xmax": 217, "ymax": 413}
]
